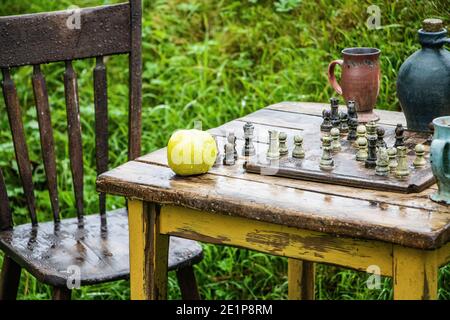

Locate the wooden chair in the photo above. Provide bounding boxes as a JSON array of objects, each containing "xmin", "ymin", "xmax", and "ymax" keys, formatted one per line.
[{"xmin": 0, "ymin": 0, "xmax": 203, "ymax": 300}]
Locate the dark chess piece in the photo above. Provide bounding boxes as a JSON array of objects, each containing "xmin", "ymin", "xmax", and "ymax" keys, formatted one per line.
[
  {"xmin": 394, "ymin": 124, "xmax": 405, "ymax": 148},
  {"xmin": 330, "ymin": 97, "xmax": 340, "ymax": 128},
  {"xmin": 320, "ymin": 135, "xmax": 334, "ymax": 171},
  {"xmin": 339, "ymin": 112, "xmax": 349, "ymax": 134},
  {"xmin": 321, "ymin": 109, "xmax": 332, "ymax": 132},
  {"xmin": 366, "ymin": 121, "xmax": 377, "ymax": 140},
  {"xmin": 242, "ymin": 122, "xmax": 256, "ymax": 156},
  {"xmin": 427, "ymin": 122, "xmax": 434, "ymax": 144},
  {"xmin": 347, "ymin": 118, "xmax": 358, "ymax": 141},
  {"xmin": 376, "ymin": 127, "xmax": 387, "ymax": 149},
  {"xmin": 279, "ymin": 132, "xmax": 288, "ymax": 156},
  {"xmin": 347, "ymin": 100, "xmax": 358, "ymax": 122},
  {"xmin": 365, "ymin": 136, "xmax": 377, "ymax": 169}
]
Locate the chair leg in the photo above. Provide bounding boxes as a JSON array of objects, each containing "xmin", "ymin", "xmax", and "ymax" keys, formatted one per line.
[
  {"xmin": 52, "ymin": 286, "xmax": 72, "ymax": 300},
  {"xmin": 176, "ymin": 266, "xmax": 200, "ymax": 300},
  {"xmin": 0, "ymin": 256, "xmax": 22, "ymax": 300}
]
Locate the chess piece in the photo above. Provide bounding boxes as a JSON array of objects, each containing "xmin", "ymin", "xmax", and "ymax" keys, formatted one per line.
[
  {"xmin": 365, "ymin": 136, "xmax": 377, "ymax": 169},
  {"xmin": 279, "ymin": 132, "xmax": 288, "ymax": 156},
  {"xmin": 356, "ymin": 137, "xmax": 368, "ymax": 161},
  {"xmin": 330, "ymin": 128, "xmax": 341, "ymax": 152},
  {"xmin": 347, "ymin": 118, "xmax": 358, "ymax": 141},
  {"xmin": 339, "ymin": 112, "xmax": 349, "ymax": 134},
  {"xmin": 330, "ymin": 97, "xmax": 340, "ymax": 128},
  {"xmin": 375, "ymin": 147, "xmax": 389, "ymax": 176},
  {"xmin": 223, "ymin": 141, "xmax": 235, "ymax": 165},
  {"xmin": 292, "ymin": 135, "xmax": 305, "ymax": 159},
  {"xmin": 242, "ymin": 122, "xmax": 255, "ymax": 156},
  {"xmin": 229, "ymin": 133, "xmax": 238, "ymax": 160},
  {"xmin": 356, "ymin": 124, "xmax": 367, "ymax": 140},
  {"xmin": 413, "ymin": 144, "xmax": 427, "ymax": 168},
  {"xmin": 387, "ymin": 147, "xmax": 398, "ymax": 173},
  {"xmin": 320, "ymin": 135, "xmax": 334, "ymax": 171},
  {"xmin": 376, "ymin": 127, "xmax": 387, "ymax": 149},
  {"xmin": 347, "ymin": 100, "xmax": 358, "ymax": 123},
  {"xmin": 395, "ymin": 146, "xmax": 410, "ymax": 178},
  {"xmin": 427, "ymin": 122, "xmax": 434, "ymax": 144},
  {"xmin": 366, "ymin": 121, "xmax": 377, "ymax": 140},
  {"xmin": 321, "ymin": 109, "xmax": 332, "ymax": 132},
  {"xmin": 267, "ymin": 130, "xmax": 280, "ymax": 160},
  {"xmin": 214, "ymin": 136, "xmax": 222, "ymax": 166},
  {"xmin": 394, "ymin": 124, "xmax": 405, "ymax": 148}
]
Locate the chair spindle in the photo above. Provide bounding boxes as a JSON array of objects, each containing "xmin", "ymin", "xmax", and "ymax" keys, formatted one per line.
[
  {"xmin": 63, "ymin": 61, "xmax": 84, "ymax": 225},
  {"xmin": 0, "ymin": 168, "xmax": 12, "ymax": 231},
  {"xmin": 94, "ymin": 56, "xmax": 109, "ymax": 230},
  {"xmin": 1, "ymin": 68, "xmax": 38, "ymax": 226},
  {"xmin": 32, "ymin": 65, "xmax": 60, "ymax": 223}
]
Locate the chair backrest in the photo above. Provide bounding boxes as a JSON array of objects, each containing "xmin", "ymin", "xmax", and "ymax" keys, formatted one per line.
[{"xmin": 0, "ymin": 0, "xmax": 142, "ymax": 231}]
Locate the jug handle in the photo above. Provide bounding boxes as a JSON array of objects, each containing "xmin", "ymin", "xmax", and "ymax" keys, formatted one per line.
[
  {"xmin": 431, "ymin": 139, "xmax": 450, "ymax": 180},
  {"xmin": 328, "ymin": 60, "xmax": 343, "ymax": 95}
]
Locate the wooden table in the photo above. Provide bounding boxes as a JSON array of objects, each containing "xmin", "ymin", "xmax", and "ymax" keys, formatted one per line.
[{"xmin": 97, "ymin": 102, "xmax": 450, "ymax": 300}]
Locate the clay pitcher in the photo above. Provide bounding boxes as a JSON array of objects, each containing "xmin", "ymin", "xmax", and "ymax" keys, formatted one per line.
[
  {"xmin": 328, "ymin": 48, "xmax": 381, "ymax": 123},
  {"xmin": 430, "ymin": 116, "xmax": 450, "ymax": 205}
]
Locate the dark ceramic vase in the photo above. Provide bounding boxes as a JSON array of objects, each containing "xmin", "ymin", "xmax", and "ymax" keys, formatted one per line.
[{"xmin": 397, "ymin": 19, "xmax": 450, "ymax": 132}]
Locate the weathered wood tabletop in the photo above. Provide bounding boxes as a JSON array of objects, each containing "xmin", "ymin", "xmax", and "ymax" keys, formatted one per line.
[
  {"xmin": 97, "ymin": 102, "xmax": 450, "ymax": 251},
  {"xmin": 97, "ymin": 102, "xmax": 450, "ymax": 300}
]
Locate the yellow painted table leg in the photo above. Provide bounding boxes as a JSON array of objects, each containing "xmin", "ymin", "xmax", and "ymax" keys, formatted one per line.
[
  {"xmin": 128, "ymin": 200, "xmax": 169, "ymax": 300},
  {"xmin": 288, "ymin": 259, "xmax": 315, "ymax": 300},
  {"xmin": 393, "ymin": 245, "xmax": 438, "ymax": 300}
]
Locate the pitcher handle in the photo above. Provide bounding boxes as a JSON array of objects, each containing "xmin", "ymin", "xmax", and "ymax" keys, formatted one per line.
[
  {"xmin": 328, "ymin": 60, "xmax": 344, "ymax": 95},
  {"xmin": 431, "ymin": 139, "xmax": 450, "ymax": 181}
]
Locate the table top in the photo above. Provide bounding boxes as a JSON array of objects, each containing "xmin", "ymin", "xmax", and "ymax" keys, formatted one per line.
[{"xmin": 97, "ymin": 102, "xmax": 450, "ymax": 250}]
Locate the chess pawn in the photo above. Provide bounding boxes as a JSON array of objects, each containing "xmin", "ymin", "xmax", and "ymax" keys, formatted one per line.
[
  {"xmin": 339, "ymin": 112, "xmax": 349, "ymax": 134},
  {"xmin": 355, "ymin": 124, "xmax": 367, "ymax": 147},
  {"xmin": 356, "ymin": 137, "xmax": 368, "ymax": 161},
  {"xmin": 292, "ymin": 135, "xmax": 305, "ymax": 159},
  {"xmin": 279, "ymin": 132, "xmax": 288, "ymax": 156},
  {"xmin": 242, "ymin": 122, "xmax": 256, "ymax": 156},
  {"xmin": 413, "ymin": 144, "xmax": 427, "ymax": 168},
  {"xmin": 321, "ymin": 110, "xmax": 332, "ymax": 132},
  {"xmin": 395, "ymin": 146, "xmax": 410, "ymax": 178},
  {"xmin": 387, "ymin": 147, "xmax": 398, "ymax": 173},
  {"xmin": 227, "ymin": 132, "xmax": 238, "ymax": 160},
  {"xmin": 267, "ymin": 130, "xmax": 280, "ymax": 160},
  {"xmin": 330, "ymin": 128, "xmax": 341, "ymax": 152},
  {"xmin": 375, "ymin": 147, "xmax": 389, "ymax": 176},
  {"xmin": 347, "ymin": 118, "xmax": 358, "ymax": 141},
  {"xmin": 376, "ymin": 127, "xmax": 387, "ymax": 149},
  {"xmin": 330, "ymin": 97, "xmax": 340, "ymax": 128},
  {"xmin": 365, "ymin": 136, "xmax": 377, "ymax": 169},
  {"xmin": 223, "ymin": 142, "xmax": 235, "ymax": 165},
  {"xmin": 394, "ymin": 123, "xmax": 405, "ymax": 148},
  {"xmin": 320, "ymin": 135, "xmax": 334, "ymax": 171}
]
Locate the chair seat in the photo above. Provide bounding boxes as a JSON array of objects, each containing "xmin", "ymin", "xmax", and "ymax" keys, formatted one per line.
[{"xmin": 0, "ymin": 209, "xmax": 203, "ymax": 287}]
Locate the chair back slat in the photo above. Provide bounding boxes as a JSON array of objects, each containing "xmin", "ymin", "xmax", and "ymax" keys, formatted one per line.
[
  {"xmin": 0, "ymin": 1, "xmax": 142, "ymax": 228},
  {"xmin": 0, "ymin": 4, "xmax": 131, "ymax": 68},
  {"xmin": 93, "ymin": 56, "xmax": 108, "ymax": 230},
  {"xmin": 128, "ymin": 0, "xmax": 142, "ymax": 160},
  {"xmin": 32, "ymin": 65, "xmax": 60, "ymax": 223},
  {"xmin": 1, "ymin": 68, "xmax": 38, "ymax": 226},
  {"xmin": 0, "ymin": 168, "xmax": 12, "ymax": 231},
  {"xmin": 64, "ymin": 61, "xmax": 84, "ymax": 224}
]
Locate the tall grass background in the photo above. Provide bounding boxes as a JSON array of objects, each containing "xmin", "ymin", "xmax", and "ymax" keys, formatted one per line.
[{"xmin": 0, "ymin": 0, "xmax": 448, "ymax": 299}]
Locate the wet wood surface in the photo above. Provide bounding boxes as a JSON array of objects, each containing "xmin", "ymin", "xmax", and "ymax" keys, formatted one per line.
[
  {"xmin": 0, "ymin": 209, "xmax": 202, "ymax": 287},
  {"xmin": 97, "ymin": 102, "xmax": 450, "ymax": 250}
]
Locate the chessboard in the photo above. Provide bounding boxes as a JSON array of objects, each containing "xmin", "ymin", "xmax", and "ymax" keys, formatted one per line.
[{"xmin": 240, "ymin": 104, "xmax": 435, "ymax": 194}]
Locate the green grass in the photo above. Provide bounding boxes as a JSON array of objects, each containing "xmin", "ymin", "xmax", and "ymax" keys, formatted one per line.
[{"xmin": 0, "ymin": 0, "xmax": 449, "ymax": 300}]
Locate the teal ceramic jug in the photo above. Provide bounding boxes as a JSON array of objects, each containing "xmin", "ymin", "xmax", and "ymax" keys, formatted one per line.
[
  {"xmin": 397, "ymin": 19, "xmax": 450, "ymax": 132},
  {"xmin": 430, "ymin": 116, "xmax": 450, "ymax": 204}
]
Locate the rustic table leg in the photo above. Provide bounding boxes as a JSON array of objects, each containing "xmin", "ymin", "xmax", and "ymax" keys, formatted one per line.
[
  {"xmin": 128, "ymin": 200, "xmax": 169, "ymax": 300},
  {"xmin": 393, "ymin": 245, "xmax": 438, "ymax": 300},
  {"xmin": 288, "ymin": 259, "xmax": 315, "ymax": 300}
]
